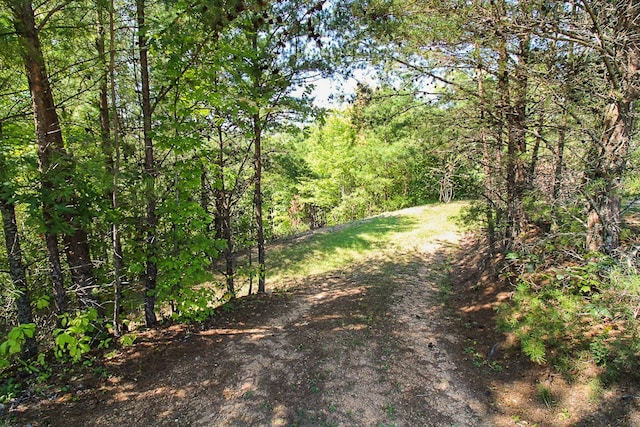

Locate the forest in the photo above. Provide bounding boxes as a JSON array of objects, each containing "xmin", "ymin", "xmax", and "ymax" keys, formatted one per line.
[{"xmin": 1, "ymin": 0, "xmax": 640, "ymax": 415}]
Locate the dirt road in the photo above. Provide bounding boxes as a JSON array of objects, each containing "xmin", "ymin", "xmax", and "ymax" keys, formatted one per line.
[{"xmin": 15, "ymin": 208, "xmax": 501, "ymax": 426}]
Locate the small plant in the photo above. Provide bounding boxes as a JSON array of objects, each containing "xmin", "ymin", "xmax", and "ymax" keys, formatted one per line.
[
  {"xmin": 169, "ymin": 287, "xmax": 217, "ymax": 322},
  {"xmin": 587, "ymin": 378, "xmax": 604, "ymax": 403},
  {"xmin": 0, "ymin": 323, "xmax": 36, "ymax": 369},
  {"xmin": 488, "ymin": 361, "xmax": 503, "ymax": 372},
  {"xmin": 53, "ymin": 308, "xmax": 103, "ymax": 362},
  {"xmin": 558, "ymin": 407, "xmax": 571, "ymax": 421},
  {"xmin": 537, "ymin": 384, "xmax": 554, "ymax": 408},
  {"xmin": 119, "ymin": 333, "xmax": 137, "ymax": 347},
  {"xmin": 0, "ymin": 378, "xmax": 22, "ymax": 403},
  {"xmin": 384, "ymin": 402, "xmax": 397, "ymax": 419},
  {"xmin": 589, "ymin": 335, "xmax": 610, "ymax": 366}
]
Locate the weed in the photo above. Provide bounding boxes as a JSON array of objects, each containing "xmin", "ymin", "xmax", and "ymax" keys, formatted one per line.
[
  {"xmin": 260, "ymin": 401, "xmax": 271, "ymax": 410},
  {"xmin": 384, "ymin": 402, "xmax": 397, "ymax": 419},
  {"xmin": 587, "ymin": 378, "xmax": 604, "ymax": 403},
  {"xmin": 119, "ymin": 333, "xmax": 137, "ymax": 347},
  {"xmin": 0, "ymin": 323, "xmax": 36, "ymax": 369},
  {"xmin": 488, "ymin": 361, "xmax": 503, "ymax": 372},
  {"xmin": 0, "ymin": 378, "xmax": 21, "ymax": 403},
  {"xmin": 558, "ymin": 407, "xmax": 571, "ymax": 420},
  {"xmin": 537, "ymin": 384, "xmax": 554, "ymax": 408},
  {"xmin": 589, "ymin": 334, "xmax": 610, "ymax": 366}
]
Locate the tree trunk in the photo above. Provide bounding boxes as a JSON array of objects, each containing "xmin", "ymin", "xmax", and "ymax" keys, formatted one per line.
[
  {"xmin": 214, "ymin": 124, "xmax": 235, "ymax": 296},
  {"xmin": 249, "ymin": 22, "xmax": 266, "ymax": 293},
  {"xmin": 585, "ymin": 100, "xmax": 632, "ymax": 253},
  {"xmin": 0, "ymin": 123, "xmax": 37, "ymax": 358},
  {"xmin": 581, "ymin": 1, "xmax": 639, "ymax": 254},
  {"xmin": 476, "ymin": 42, "xmax": 496, "ymax": 254},
  {"xmin": 97, "ymin": 0, "xmax": 124, "ymax": 335},
  {"xmin": 254, "ymin": 115, "xmax": 266, "ymax": 293},
  {"xmin": 0, "ymin": 199, "xmax": 38, "ymax": 358},
  {"xmin": 136, "ymin": 0, "xmax": 158, "ymax": 327},
  {"xmin": 45, "ymin": 230, "xmax": 67, "ymax": 314},
  {"xmin": 9, "ymin": 0, "xmax": 96, "ymax": 310},
  {"xmin": 528, "ymin": 110, "xmax": 543, "ymax": 189},
  {"xmin": 553, "ymin": 112, "xmax": 567, "ymax": 202},
  {"xmin": 505, "ymin": 33, "xmax": 530, "ymax": 243}
]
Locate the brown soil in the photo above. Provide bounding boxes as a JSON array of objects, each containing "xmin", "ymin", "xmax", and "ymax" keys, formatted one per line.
[{"xmin": 6, "ymin": 229, "xmax": 640, "ymax": 426}]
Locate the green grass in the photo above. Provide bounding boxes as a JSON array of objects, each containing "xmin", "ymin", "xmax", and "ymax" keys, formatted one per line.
[{"xmin": 266, "ymin": 202, "xmax": 467, "ymax": 284}]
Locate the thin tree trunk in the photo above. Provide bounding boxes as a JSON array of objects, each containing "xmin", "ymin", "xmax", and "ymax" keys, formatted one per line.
[
  {"xmin": 109, "ymin": 0, "xmax": 124, "ymax": 337},
  {"xmin": 495, "ymin": 29, "xmax": 510, "ymax": 247},
  {"xmin": 136, "ymin": 0, "xmax": 158, "ymax": 327},
  {"xmin": 249, "ymin": 23, "xmax": 266, "ymax": 293},
  {"xmin": 581, "ymin": 0, "xmax": 638, "ymax": 254},
  {"xmin": 214, "ymin": 124, "xmax": 235, "ymax": 296},
  {"xmin": 476, "ymin": 41, "xmax": 495, "ymax": 254},
  {"xmin": 253, "ymin": 116, "xmax": 266, "ymax": 293},
  {"xmin": 9, "ymin": 0, "xmax": 96, "ymax": 311},
  {"xmin": 553, "ymin": 112, "xmax": 567, "ymax": 202},
  {"xmin": 0, "ymin": 123, "xmax": 37, "ymax": 358},
  {"xmin": 97, "ymin": 0, "xmax": 124, "ymax": 335},
  {"xmin": 45, "ymin": 230, "xmax": 67, "ymax": 314},
  {"xmin": 528, "ymin": 110, "xmax": 543, "ymax": 189}
]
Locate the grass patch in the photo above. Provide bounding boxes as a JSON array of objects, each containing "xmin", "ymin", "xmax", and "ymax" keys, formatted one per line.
[
  {"xmin": 537, "ymin": 384, "xmax": 555, "ymax": 408},
  {"xmin": 267, "ymin": 202, "xmax": 467, "ymax": 284}
]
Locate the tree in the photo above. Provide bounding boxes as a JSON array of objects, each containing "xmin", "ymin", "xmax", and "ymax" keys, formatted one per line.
[
  {"xmin": 135, "ymin": 0, "xmax": 159, "ymax": 327},
  {"xmin": 4, "ymin": 0, "xmax": 98, "ymax": 311},
  {"xmin": 215, "ymin": 0, "xmax": 330, "ymax": 292},
  {"xmin": 573, "ymin": 0, "xmax": 639, "ymax": 254}
]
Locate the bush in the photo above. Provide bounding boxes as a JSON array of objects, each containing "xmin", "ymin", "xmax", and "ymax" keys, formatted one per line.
[
  {"xmin": 497, "ymin": 250, "xmax": 640, "ymax": 378},
  {"xmin": 53, "ymin": 308, "xmax": 109, "ymax": 362},
  {"xmin": 0, "ymin": 323, "xmax": 36, "ymax": 369}
]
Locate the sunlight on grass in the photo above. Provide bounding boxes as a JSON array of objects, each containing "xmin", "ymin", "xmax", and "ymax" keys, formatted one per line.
[{"xmin": 266, "ymin": 201, "xmax": 468, "ymax": 285}]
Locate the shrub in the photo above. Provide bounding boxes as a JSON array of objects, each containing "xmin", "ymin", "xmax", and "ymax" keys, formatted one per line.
[{"xmin": 53, "ymin": 308, "xmax": 107, "ymax": 362}]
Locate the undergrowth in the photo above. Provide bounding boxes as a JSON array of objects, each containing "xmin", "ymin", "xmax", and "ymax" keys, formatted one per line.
[{"xmin": 497, "ymin": 232, "xmax": 640, "ymax": 383}]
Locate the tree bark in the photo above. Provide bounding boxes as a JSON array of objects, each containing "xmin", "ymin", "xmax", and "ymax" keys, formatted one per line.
[
  {"xmin": 97, "ymin": 0, "xmax": 124, "ymax": 335},
  {"xmin": 553, "ymin": 112, "xmax": 567, "ymax": 202},
  {"xmin": 585, "ymin": 100, "xmax": 632, "ymax": 253},
  {"xmin": 476, "ymin": 42, "xmax": 496, "ymax": 254},
  {"xmin": 136, "ymin": 0, "xmax": 158, "ymax": 327},
  {"xmin": 581, "ymin": 0, "xmax": 639, "ymax": 254},
  {"xmin": 505, "ymin": 32, "xmax": 530, "ymax": 243},
  {"xmin": 528, "ymin": 110, "xmax": 543, "ymax": 189},
  {"xmin": 8, "ymin": 0, "xmax": 97, "ymax": 310},
  {"xmin": 253, "ymin": 115, "xmax": 266, "ymax": 293}
]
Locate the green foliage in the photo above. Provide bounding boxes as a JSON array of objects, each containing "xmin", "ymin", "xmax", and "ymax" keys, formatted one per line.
[
  {"xmin": 498, "ymin": 273, "xmax": 585, "ymax": 365},
  {"xmin": 537, "ymin": 384, "xmax": 555, "ymax": 408},
  {"xmin": 169, "ymin": 287, "xmax": 218, "ymax": 323},
  {"xmin": 0, "ymin": 377, "xmax": 21, "ymax": 404},
  {"xmin": 119, "ymin": 333, "xmax": 137, "ymax": 347},
  {"xmin": 0, "ymin": 323, "xmax": 36, "ymax": 369},
  {"xmin": 268, "ymin": 202, "xmax": 464, "ymax": 282},
  {"xmin": 266, "ymin": 93, "xmax": 474, "ymax": 236},
  {"xmin": 499, "ymin": 247, "xmax": 640, "ymax": 380},
  {"xmin": 53, "ymin": 309, "xmax": 106, "ymax": 363}
]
